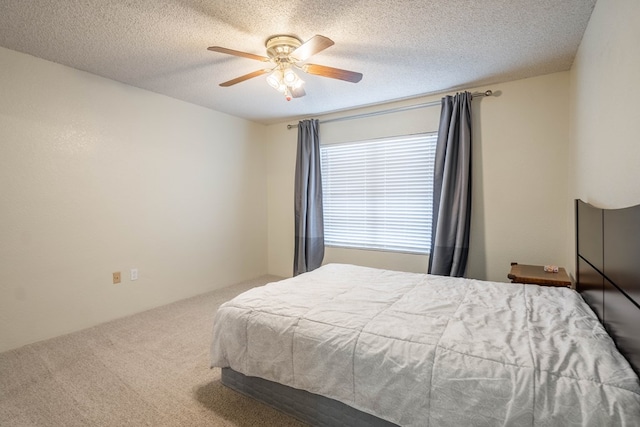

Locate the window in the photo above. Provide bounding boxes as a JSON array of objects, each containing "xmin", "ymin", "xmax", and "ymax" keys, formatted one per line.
[{"xmin": 320, "ymin": 133, "xmax": 437, "ymax": 254}]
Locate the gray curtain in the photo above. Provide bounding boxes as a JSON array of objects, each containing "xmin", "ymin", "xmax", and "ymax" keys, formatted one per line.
[
  {"xmin": 293, "ymin": 119, "xmax": 324, "ymax": 276},
  {"xmin": 428, "ymin": 92, "xmax": 472, "ymax": 277}
]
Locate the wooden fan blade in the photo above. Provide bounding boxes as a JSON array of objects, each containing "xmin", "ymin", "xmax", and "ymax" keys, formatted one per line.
[
  {"xmin": 302, "ymin": 64, "xmax": 363, "ymax": 83},
  {"xmin": 220, "ymin": 69, "xmax": 269, "ymax": 87},
  {"xmin": 291, "ymin": 86, "xmax": 306, "ymax": 98},
  {"xmin": 291, "ymin": 35, "xmax": 334, "ymax": 61},
  {"xmin": 207, "ymin": 46, "xmax": 269, "ymax": 62}
]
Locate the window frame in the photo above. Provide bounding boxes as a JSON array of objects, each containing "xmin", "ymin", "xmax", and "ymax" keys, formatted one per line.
[{"xmin": 320, "ymin": 132, "xmax": 437, "ymax": 255}]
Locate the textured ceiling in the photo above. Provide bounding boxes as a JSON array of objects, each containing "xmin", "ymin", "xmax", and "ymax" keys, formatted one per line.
[{"xmin": 0, "ymin": 0, "xmax": 596, "ymax": 124}]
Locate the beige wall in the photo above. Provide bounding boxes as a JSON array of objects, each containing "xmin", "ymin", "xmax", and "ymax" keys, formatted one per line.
[
  {"xmin": 11, "ymin": 1, "xmax": 628, "ymax": 350},
  {"xmin": 469, "ymin": 73, "xmax": 570, "ymax": 282},
  {"xmin": 266, "ymin": 72, "xmax": 571, "ymax": 282},
  {"xmin": 0, "ymin": 47, "xmax": 268, "ymax": 352},
  {"xmin": 569, "ymin": 0, "xmax": 640, "ymax": 208}
]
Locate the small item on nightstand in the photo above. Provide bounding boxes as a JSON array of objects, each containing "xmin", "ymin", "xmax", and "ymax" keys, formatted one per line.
[{"xmin": 544, "ymin": 265, "xmax": 559, "ymax": 273}]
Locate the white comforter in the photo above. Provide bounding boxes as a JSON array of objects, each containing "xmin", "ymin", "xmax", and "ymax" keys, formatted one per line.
[{"xmin": 210, "ymin": 264, "xmax": 640, "ymax": 426}]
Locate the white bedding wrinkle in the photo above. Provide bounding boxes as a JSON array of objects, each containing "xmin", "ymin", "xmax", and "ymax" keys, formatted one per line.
[{"xmin": 210, "ymin": 263, "xmax": 640, "ymax": 426}]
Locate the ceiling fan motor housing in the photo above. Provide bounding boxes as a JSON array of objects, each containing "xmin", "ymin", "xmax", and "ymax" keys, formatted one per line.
[{"xmin": 265, "ymin": 35, "xmax": 302, "ymax": 62}]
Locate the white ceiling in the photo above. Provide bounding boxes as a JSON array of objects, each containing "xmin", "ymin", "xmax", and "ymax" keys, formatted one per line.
[{"xmin": 0, "ymin": 0, "xmax": 596, "ymax": 124}]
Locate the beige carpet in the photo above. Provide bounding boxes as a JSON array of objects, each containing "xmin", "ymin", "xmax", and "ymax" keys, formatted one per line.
[{"xmin": 0, "ymin": 276, "xmax": 306, "ymax": 426}]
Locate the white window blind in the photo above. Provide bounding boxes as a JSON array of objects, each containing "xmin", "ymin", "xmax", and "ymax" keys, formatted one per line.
[{"xmin": 320, "ymin": 133, "xmax": 437, "ymax": 254}]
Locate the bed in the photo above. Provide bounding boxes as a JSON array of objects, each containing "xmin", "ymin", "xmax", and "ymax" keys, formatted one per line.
[{"xmin": 210, "ymin": 201, "xmax": 640, "ymax": 426}]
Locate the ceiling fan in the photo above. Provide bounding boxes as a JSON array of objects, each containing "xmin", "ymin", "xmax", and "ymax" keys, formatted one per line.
[{"xmin": 208, "ymin": 35, "xmax": 363, "ymax": 101}]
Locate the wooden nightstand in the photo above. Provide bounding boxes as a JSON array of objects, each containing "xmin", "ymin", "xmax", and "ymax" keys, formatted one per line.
[{"xmin": 507, "ymin": 262, "xmax": 572, "ymax": 288}]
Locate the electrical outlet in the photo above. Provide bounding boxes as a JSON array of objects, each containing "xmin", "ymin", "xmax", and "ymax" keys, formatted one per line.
[
  {"xmin": 113, "ymin": 272, "xmax": 121, "ymax": 284},
  {"xmin": 130, "ymin": 268, "xmax": 138, "ymax": 281}
]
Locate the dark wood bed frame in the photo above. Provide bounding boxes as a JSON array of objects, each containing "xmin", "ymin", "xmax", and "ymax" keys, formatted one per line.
[{"xmin": 576, "ymin": 199, "xmax": 640, "ymax": 375}]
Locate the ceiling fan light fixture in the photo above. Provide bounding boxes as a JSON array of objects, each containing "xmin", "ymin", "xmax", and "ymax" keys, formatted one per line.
[
  {"xmin": 290, "ymin": 77, "xmax": 304, "ymax": 89},
  {"xmin": 282, "ymin": 66, "xmax": 297, "ymax": 85},
  {"xmin": 266, "ymin": 71, "xmax": 281, "ymax": 89},
  {"xmin": 266, "ymin": 65, "xmax": 304, "ymax": 99},
  {"xmin": 266, "ymin": 71, "xmax": 287, "ymax": 93}
]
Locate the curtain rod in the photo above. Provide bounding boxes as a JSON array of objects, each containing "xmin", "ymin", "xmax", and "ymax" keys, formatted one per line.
[{"xmin": 286, "ymin": 90, "xmax": 493, "ymax": 130}]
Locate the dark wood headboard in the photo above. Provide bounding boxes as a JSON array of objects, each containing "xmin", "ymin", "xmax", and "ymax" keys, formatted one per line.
[{"xmin": 576, "ymin": 200, "xmax": 640, "ymax": 375}]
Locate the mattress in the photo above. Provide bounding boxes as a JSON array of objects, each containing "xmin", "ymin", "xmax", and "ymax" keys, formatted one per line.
[{"xmin": 211, "ymin": 263, "xmax": 640, "ymax": 426}]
